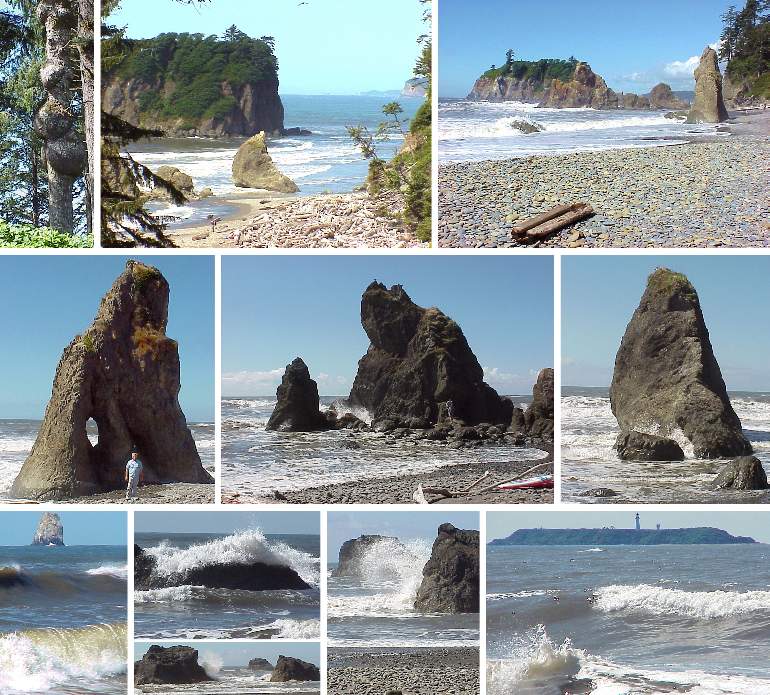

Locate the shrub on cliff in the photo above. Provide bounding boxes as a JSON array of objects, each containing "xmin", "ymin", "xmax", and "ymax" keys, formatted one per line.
[{"xmin": 482, "ymin": 57, "xmax": 578, "ymax": 83}]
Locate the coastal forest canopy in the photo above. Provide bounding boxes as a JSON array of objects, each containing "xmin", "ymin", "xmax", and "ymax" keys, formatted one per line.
[
  {"xmin": 482, "ymin": 54, "xmax": 579, "ymax": 83},
  {"xmin": 0, "ymin": 0, "xmax": 93, "ymax": 246},
  {"xmin": 721, "ymin": 0, "xmax": 770, "ymax": 98}
]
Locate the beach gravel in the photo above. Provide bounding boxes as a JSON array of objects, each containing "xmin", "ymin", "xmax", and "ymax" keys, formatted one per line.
[
  {"xmin": 439, "ymin": 139, "xmax": 769, "ymax": 248},
  {"xmin": 60, "ymin": 482, "xmax": 215, "ymax": 504},
  {"xmin": 328, "ymin": 647, "xmax": 479, "ymax": 695}
]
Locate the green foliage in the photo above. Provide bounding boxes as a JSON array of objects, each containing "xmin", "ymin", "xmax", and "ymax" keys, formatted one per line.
[
  {"xmin": 0, "ymin": 222, "xmax": 93, "ymax": 248},
  {"xmin": 750, "ymin": 71, "xmax": 770, "ymax": 97},
  {"xmin": 82, "ymin": 333, "xmax": 96, "ymax": 353},
  {"xmin": 722, "ymin": 0, "xmax": 770, "ymax": 89},
  {"xmin": 482, "ymin": 57, "xmax": 578, "ymax": 83},
  {"xmin": 647, "ymin": 268, "xmax": 697, "ymax": 301}
]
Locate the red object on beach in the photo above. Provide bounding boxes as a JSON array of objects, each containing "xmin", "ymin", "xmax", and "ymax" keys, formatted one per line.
[{"xmin": 497, "ymin": 474, "xmax": 554, "ymax": 490}]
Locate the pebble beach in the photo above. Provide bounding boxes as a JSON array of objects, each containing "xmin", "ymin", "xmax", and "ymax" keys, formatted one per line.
[
  {"xmin": 328, "ymin": 647, "xmax": 480, "ymax": 695},
  {"xmin": 439, "ymin": 112, "xmax": 769, "ymax": 248}
]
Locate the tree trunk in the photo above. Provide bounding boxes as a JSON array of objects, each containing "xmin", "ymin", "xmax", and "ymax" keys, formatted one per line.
[
  {"xmin": 77, "ymin": 0, "xmax": 95, "ymax": 235},
  {"xmin": 30, "ymin": 142, "xmax": 39, "ymax": 227},
  {"xmin": 35, "ymin": 0, "xmax": 86, "ymax": 234}
]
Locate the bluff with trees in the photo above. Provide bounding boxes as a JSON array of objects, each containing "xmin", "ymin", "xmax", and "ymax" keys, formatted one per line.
[
  {"xmin": 468, "ymin": 55, "xmax": 579, "ymax": 101},
  {"xmin": 0, "ymin": 0, "xmax": 92, "ymax": 246},
  {"xmin": 720, "ymin": 0, "xmax": 770, "ymax": 104},
  {"xmin": 102, "ymin": 29, "xmax": 284, "ymax": 137}
]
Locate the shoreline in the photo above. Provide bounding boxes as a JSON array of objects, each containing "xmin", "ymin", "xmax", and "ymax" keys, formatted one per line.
[
  {"xmin": 439, "ymin": 110, "xmax": 769, "ymax": 248},
  {"xmin": 329, "ymin": 646, "xmax": 479, "ymax": 695},
  {"xmin": 223, "ymin": 449, "xmax": 553, "ymax": 504},
  {"xmin": 165, "ymin": 189, "xmax": 425, "ymax": 248}
]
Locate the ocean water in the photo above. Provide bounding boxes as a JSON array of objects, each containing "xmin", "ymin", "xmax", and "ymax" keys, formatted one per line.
[
  {"xmin": 221, "ymin": 395, "xmax": 546, "ymax": 499},
  {"xmin": 134, "ymin": 530, "xmax": 320, "ymax": 640},
  {"xmin": 136, "ymin": 665, "xmax": 320, "ymax": 695},
  {"xmin": 0, "ymin": 545, "xmax": 127, "ymax": 694},
  {"xmin": 327, "ymin": 536, "xmax": 479, "ymax": 648},
  {"xmin": 129, "ymin": 94, "xmax": 422, "ymax": 225},
  {"xmin": 562, "ymin": 388, "xmax": 770, "ymax": 504},
  {"xmin": 438, "ymin": 99, "xmax": 725, "ymax": 162},
  {"xmin": 0, "ymin": 419, "xmax": 215, "ymax": 498},
  {"xmin": 487, "ymin": 543, "xmax": 770, "ymax": 694}
]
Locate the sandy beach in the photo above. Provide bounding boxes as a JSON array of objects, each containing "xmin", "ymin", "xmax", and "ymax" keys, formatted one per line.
[
  {"xmin": 439, "ymin": 110, "xmax": 769, "ymax": 248},
  {"xmin": 165, "ymin": 189, "xmax": 426, "ymax": 248},
  {"xmin": 328, "ymin": 647, "xmax": 479, "ymax": 695},
  {"xmin": 223, "ymin": 452, "xmax": 553, "ymax": 505}
]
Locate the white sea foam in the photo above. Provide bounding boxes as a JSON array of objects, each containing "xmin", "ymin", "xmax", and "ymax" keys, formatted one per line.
[
  {"xmin": 199, "ymin": 651, "xmax": 223, "ymax": 678},
  {"xmin": 0, "ymin": 437, "xmax": 34, "ymax": 453},
  {"xmin": 260, "ymin": 618, "xmax": 320, "ymax": 639},
  {"xmin": 226, "ymin": 398, "xmax": 277, "ymax": 410},
  {"xmin": 488, "ymin": 590, "xmax": 550, "ymax": 601},
  {"xmin": 595, "ymin": 584, "xmax": 770, "ymax": 619},
  {"xmin": 145, "ymin": 529, "xmax": 319, "ymax": 586},
  {"xmin": 134, "ymin": 585, "xmax": 206, "ymax": 603},
  {"xmin": 579, "ymin": 548, "xmax": 605, "ymax": 553},
  {"xmin": 86, "ymin": 564, "xmax": 128, "ymax": 580}
]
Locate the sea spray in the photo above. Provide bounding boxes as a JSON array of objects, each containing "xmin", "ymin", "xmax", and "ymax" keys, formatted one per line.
[{"xmin": 199, "ymin": 650, "xmax": 223, "ymax": 678}]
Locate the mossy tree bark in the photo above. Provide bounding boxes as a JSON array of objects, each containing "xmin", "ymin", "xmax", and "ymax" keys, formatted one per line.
[{"xmin": 77, "ymin": 0, "xmax": 94, "ymax": 234}]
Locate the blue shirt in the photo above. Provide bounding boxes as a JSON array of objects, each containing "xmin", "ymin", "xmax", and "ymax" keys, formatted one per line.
[{"xmin": 126, "ymin": 459, "xmax": 143, "ymax": 477}]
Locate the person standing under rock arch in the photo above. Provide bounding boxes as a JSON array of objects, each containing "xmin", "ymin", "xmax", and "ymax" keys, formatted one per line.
[{"xmin": 125, "ymin": 451, "xmax": 144, "ymax": 501}]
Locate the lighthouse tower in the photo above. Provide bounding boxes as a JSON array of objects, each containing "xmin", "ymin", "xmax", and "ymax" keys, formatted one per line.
[{"xmin": 635, "ymin": 513, "xmax": 641, "ymax": 530}]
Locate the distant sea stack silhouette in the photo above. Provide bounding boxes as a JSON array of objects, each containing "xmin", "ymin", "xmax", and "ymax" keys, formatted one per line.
[
  {"xmin": 686, "ymin": 46, "xmax": 729, "ymax": 123},
  {"xmin": 610, "ymin": 268, "xmax": 751, "ymax": 458},
  {"xmin": 266, "ymin": 357, "xmax": 330, "ymax": 432},
  {"xmin": 348, "ymin": 282, "xmax": 513, "ymax": 428},
  {"xmin": 11, "ymin": 260, "xmax": 213, "ymax": 501},
  {"xmin": 32, "ymin": 512, "xmax": 64, "ymax": 546}
]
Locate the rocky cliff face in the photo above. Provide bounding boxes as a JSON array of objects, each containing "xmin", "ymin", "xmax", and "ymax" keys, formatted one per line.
[
  {"xmin": 270, "ymin": 656, "xmax": 320, "ymax": 682},
  {"xmin": 538, "ymin": 62, "xmax": 620, "ymax": 108},
  {"xmin": 11, "ymin": 261, "xmax": 213, "ymax": 500},
  {"xmin": 348, "ymin": 282, "xmax": 513, "ymax": 428},
  {"xmin": 467, "ymin": 75, "xmax": 547, "ymax": 102},
  {"xmin": 403, "ymin": 77, "xmax": 429, "ymax": 97},
  {"xmin": 523, "ymin": 368, "xmax": 554, "ymax": 441},
  {"xmin": 232, "ymin": 132, "xmax": 298, "ymax": 193},
  {"xmin": 414, "ymin": 523, "xmax": 479, "ymax": 613},
  {"xmin": 135, "ymin": 645, "xmax": 213, "ymax": 685},
  {"xmin": 687, "ymin": 47, "xmax": 729, "ymax": 123},
  {"xmin": 32, "ymin": 512, "xmax": 64, "ymax": 546},
  {"xmin": 610, "ymin": 268, "xmax": 751, "ymax": 458}
]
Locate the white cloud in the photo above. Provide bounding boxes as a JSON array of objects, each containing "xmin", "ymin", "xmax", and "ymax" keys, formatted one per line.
[
  {"xmin": 221, "ymin": 368, "xmax": 349, "ymax": 395},
  {"xmin": 483, "ymin": 366, "xmax": 538, "ymax": 394},
  {"xmin": 663, "ymin": 41, "xmax": 722, "ymax": 81}
]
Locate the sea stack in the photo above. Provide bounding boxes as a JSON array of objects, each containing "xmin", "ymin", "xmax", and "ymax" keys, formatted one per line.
[
  {"xmin": 248, "ymin": 658, "xmax": 274, "ymax": 671},
  {"xmin": 686, "ymin": 47, "xmax": 729, "ymax": 123},
  {"xmin": 610, "ymin": 268, "xmax": 751, "ymax": 458},
  {"xmin": 270, "ymin": 656, "xmax": 320, "ymax": 682},
  {"xmin": 414, "ymin": 523, "xmax": 479, "ymax": 614},
  {"xmin": 232, "ymin": 131, "xmax": 299, "ymax": 193},
  {"xmin": 347, "ymin": 282, "xmax": 513, "ymax": 429},
  {"xmin": 538, "ymin": 62, "xmax": 619, "ymax": 109},
  {"xmin": 11, "ymin": 260, "xmax": 213, "ymax": 501},
  {"xmin": 523, "ymin": 368, "xmax": 554, "ymax": 441},
  {"xmin": 265, "ymin": 358, "xmax": 330, "ymax": 432},
  {"xmin": 31, "ymin": 512, "xmax": 64, "ymax": 546},
  {"xmin": 648, "ymin": 83, "xmax": 689, "ymax": 110},
  {"xmin": 134, "ymin": 645, "xmax": 213, "ymax": 685},
  {"xmin": 333, "ymin": 535, "xmax": 410, "ymax": 578}
]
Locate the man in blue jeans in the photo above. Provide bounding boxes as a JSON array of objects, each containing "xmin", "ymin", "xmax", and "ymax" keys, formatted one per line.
[{"xmin": 125, "ymin": 451, "xmax": 144, "ymax": 501}]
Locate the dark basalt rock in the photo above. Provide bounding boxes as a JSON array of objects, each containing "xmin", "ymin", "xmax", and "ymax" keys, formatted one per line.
[
  {"xmin": 270, "ymin": 656, "xmax": 320, "ymax": 682},
  {"xmin": 134, "ymin": 544, "xmax": 310, "ymax": 591},
  {"xmin": 711, "ymin": 456, "xmax": 769, "ymax": 490},
  {"xmin": 266, "ymin": 358, "xmax": 330, "ymax": 432},
  {"xmin": 524, "ymin": 368, "xmax": 554, "ymax": 441},
  {"xmin": 333, "ymin": 535, "xmax": 405, "ymax": 577},
  {"xmin": 414, "ymin": 523, "xmax": 480, "ymax": 614},
  {"xmin": 348, "ymin": 282, "xmax": 513, "ymax": 428},
  {"xmin": 248, "ymin": 658, "xmax": 274, "ymax": 671},
  {"xmin": 11, "ymin": 261, "xmax": 213, "ymax": 500},
  {"xmin": 610, "ymin": 268, "xmax": 751, "ymax": 459},
  {"xmin": 614, "ymin": 431, "xmax": 685, "ymax": 461},
  {"xmin": 134, "ymin": 645, "xmax": 213, "ymax": 685}
]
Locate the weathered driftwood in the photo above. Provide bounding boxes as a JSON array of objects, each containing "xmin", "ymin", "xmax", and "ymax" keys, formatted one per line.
[{"xmin": 513, "ymin": 203, "xmax": 594, "ymax": 240}]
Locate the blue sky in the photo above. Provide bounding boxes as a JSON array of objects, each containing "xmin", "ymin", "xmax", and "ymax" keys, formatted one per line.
[
  {"xmin": 439, "ymin": 0, "xmax": 732, "ymax": 97},
  {"xmin": 0, "ymin": 256, "xmax": 214, "ymax": 422},
  {"xmin": 107, "ymin": 0, "xmax": 425, "ymax": 94},
  {"xmin": 222, "ymin": 256, "xmax": 554, "ymax": 397},
  {"xmin": 328, "ymin": 510, "xmax": 479, "ymax": 559},
  {"xmin": 0, "ymin": 511, "xmax": 127, "ymax": 545},
  {"xmin": 562, "ymin": 256, "xmax": 770, "ymax": 390},
  {"xmin": 134, "ymin": 641, "xmax": 319, "ymax": 669},
  {"xmin": 487, "ymin": 511, "xmax": 770, "ymax": 544},
  {"xmin": 135, "ymin": 510, "xmax": 319, "ymax": 535}
]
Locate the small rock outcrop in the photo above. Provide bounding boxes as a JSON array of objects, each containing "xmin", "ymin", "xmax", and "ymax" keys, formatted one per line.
[
  {"xmin": 135, "ymin": 645, "xmax": 213, "ymax": 685},
  {"xmin": 248, "ymin": 658, "xmax": 274, "ymax": 671},
  {"xmin": 615, "ymin": 431, "xmax": 685, "ymax": 461},
  {"xmin": 232, "ymin": 131, "xmax": 299, "ymax": 193},
  {"xmin": 538, "ymin": 62, "xmax": 620, "ymax": 109},
  {"xmin": 348, "ymin": 282, "xmax": 513, "ymax": 428},
  {"xmin": 648, "ymin": 83, "xmax": 689, "ymax": 110},
  {"xmin": 333, "ymin": 535, "xmax": 406, "ymax": 577},
  {"xmin": 523, "ymin": 368, "xmax": 554, "ymax": 441},
  {"xmin": 134, "ymin": 544, "xmax": 310, "ymax": 591},
  {"xmin": 610, "ymin": 268, "xmax": 751, "ymax": 458},
  {"xmin": 270, "ymin": 656, "xmax": 320, "ymax": 682},
  {"xmin": 266, "ymin": 358, "xmax": 330, "ymax": 432},
  {"xmin": 11, "ymin": 261, "xmax": 213, "ymax": 500},
  {"xmin": 414, "ymin": 523, "xmax": 479, "ymax": 614},
  {"xmin": 686, "ymin": 47, "xmax": 729, "ymax": 123},
  {"xmin": 31, "ymin": 512, "xmax": 64, "ymax": 546},
  {"xmin": 711, "ymin": 456, "xmax": 769, "ymax": 490}
]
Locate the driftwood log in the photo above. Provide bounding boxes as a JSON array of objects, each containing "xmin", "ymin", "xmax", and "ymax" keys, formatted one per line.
[{"xmin": 513, "ymin": 203, "xmax": 594, "ymax": 240}]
